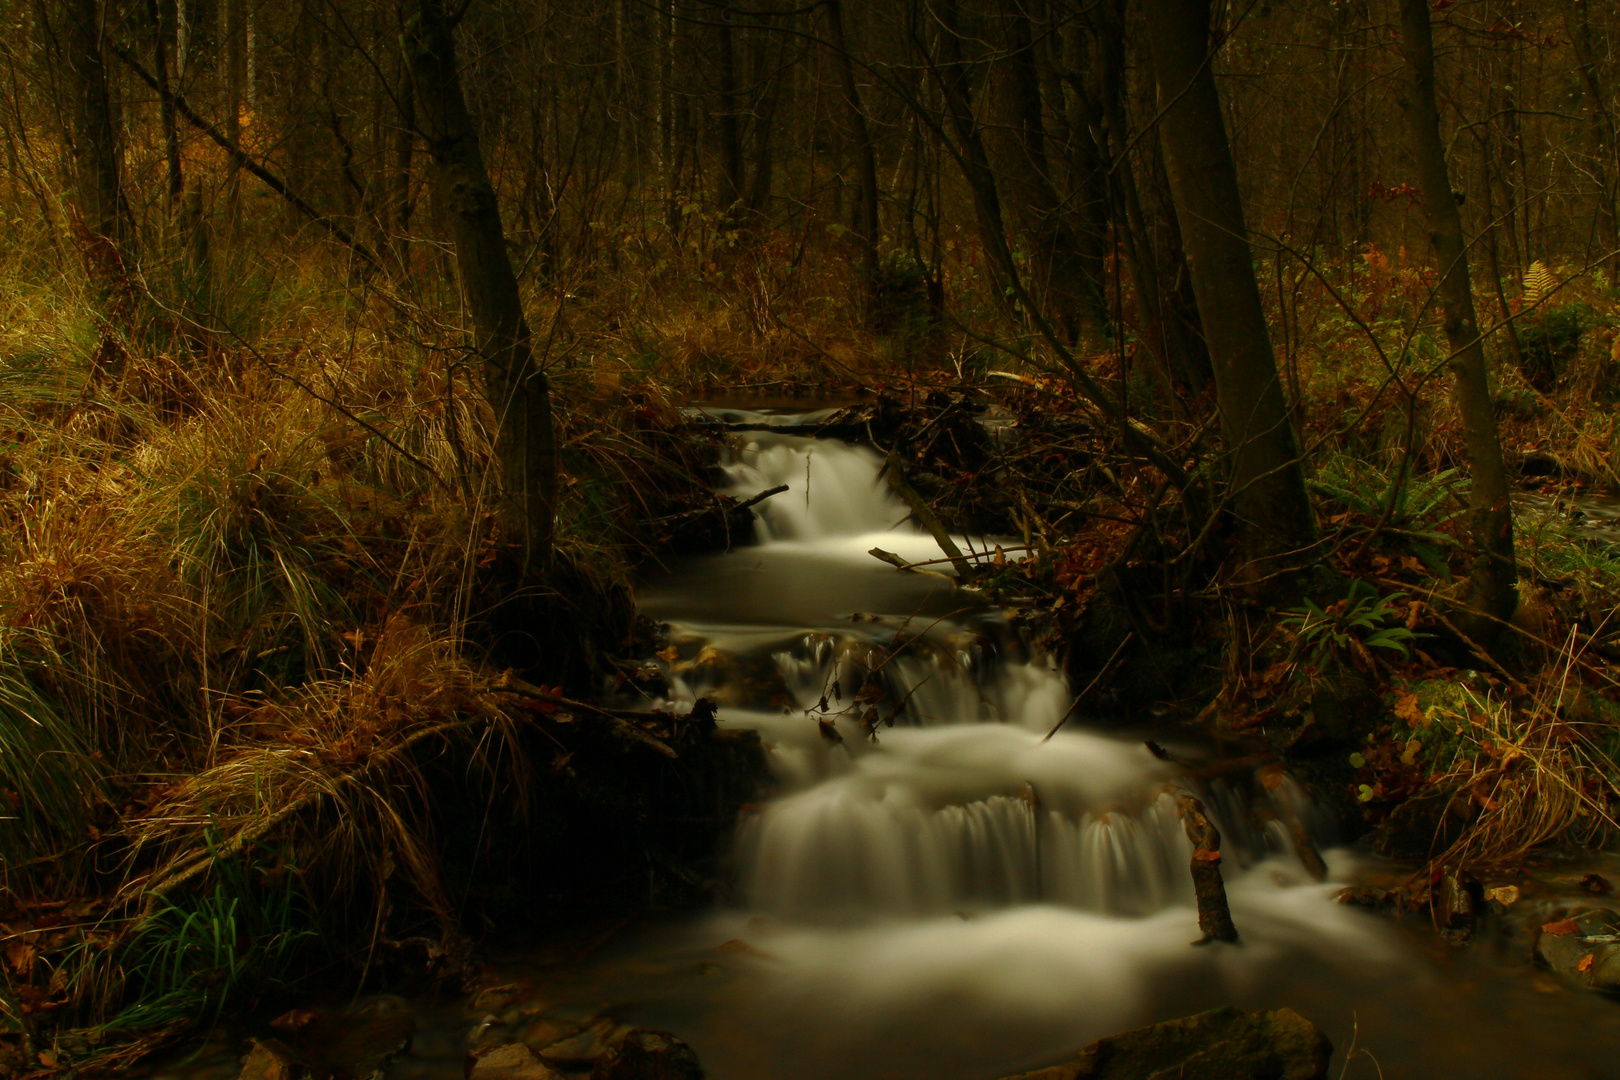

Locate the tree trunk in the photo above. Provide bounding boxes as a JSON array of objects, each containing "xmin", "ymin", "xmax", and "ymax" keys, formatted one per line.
[
  {"xmin": 1088, "ymin": 1, "xmax": 1212, "ymax": 395},
  {"xmin": 714, "ymin": 5, "xmax": 743, "ymax": 216},
  {"xmin": 405, "ymin": 0, "xmax": 557, "ymax": 570},
  {"xmin": 933, "ymin": 0, "xmax": 1016, "ymax": 307},
  {"xmin": 62, "ymin": 0, "xmax": 135, "ymax": 279},
  {"xmin": 1140, "ymin": 0, "xmax": 1314, "ymax": 576},
  {"xmin": 392, "ymin": 47, "xmax": 416, "ymax": 270},
  {"xmin": 150, "ymin": 0, "xmax": 183, "ymax": 208},
  {"xmin": 223, "ymin": 0, "xmax": 243, "ymax": 214},
  {"xmin": 1397, "ymin": 0, "xmax": 1517, "ymax": 637},
  {"xmin": 988, "ymin": 0, "xmax": 1103, "ymax": 339},
  {"xmin": 825, "ymin": 0, "xmax": 879, "ymax": 298},
  {"xmin": 1565, "ymin": 0, "xmax": 1619, "ymax": 267},
  {"xmin": 744, "ymin": 7, "xmax": 781, "ymax": 221}
]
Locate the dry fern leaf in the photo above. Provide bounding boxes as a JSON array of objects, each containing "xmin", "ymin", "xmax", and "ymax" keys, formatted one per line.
[{"xmin": 1523, "ymin": 260, "xmax": 1557, "ymax": 304}]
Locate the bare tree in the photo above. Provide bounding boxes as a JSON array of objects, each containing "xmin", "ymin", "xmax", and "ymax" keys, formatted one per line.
[
  {"xmin": 405, "ymin": 0, "xmax": 557, "ymax": 569},
  {"xmin": 1141, "ymin": 0, "xmax": 1315, "ymax": 578},
  {"xmin": 1398, "ymin": 0, "xmax": 1518, "ymax": 638}
]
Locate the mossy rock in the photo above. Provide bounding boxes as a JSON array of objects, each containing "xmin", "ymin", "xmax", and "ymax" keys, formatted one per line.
[{"xmin": 998, "ymin": 1006, "xmax": 1332, "ymax": 1080}]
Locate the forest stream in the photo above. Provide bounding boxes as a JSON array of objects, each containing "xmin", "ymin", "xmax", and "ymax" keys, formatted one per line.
[{"xmin": 161, "ymin": 412, "xmax": 1620, "ymax": 1080}]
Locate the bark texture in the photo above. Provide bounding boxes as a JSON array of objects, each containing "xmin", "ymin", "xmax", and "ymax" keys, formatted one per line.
[
  {"xmin": 1398, "ymin": 0, "xmax": 1517, "ymax": 637},
  {"xmin": 1177, "ymin": 793, "xmax": 1239, "ymax": 944},
  {"xmin": 826, "ymin": 0, "xmax": 880, "ymax": 297},
  {"xmin": 62, "ymin": 0, "xmax": 134, "ymax": 274},
  {"xmin": 1141, "ymin": 0, "xmax": 1315, "ymax": 576},
  {"xmin": 405, "ymin": 0, "xmax": 557, "ymax": 568}
]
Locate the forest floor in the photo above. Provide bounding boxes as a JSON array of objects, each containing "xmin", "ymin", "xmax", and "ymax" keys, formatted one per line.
[{"xmin": 1, "ymin": 229, "xmax": 1619, "ymax": 1075}]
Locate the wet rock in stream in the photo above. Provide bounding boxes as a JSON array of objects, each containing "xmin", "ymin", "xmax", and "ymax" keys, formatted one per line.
[
  {"xmin": 1536, "ymin": 907, "xmax": 1620, "ymax": 991},
  {"xmin": 995, "ymin": 1006, "xmax": 1331, "ymax": 1080},
  {"xmin": 536, "ymin": 1018, "xmax": 628, "ymax": 1068},
  {"xmin": 239, "ymin": 1039, "xmax": 310, "ymax": 1080},
  {"xmin": 467, "ymin": 1042, "xmax": 564, "ymax": 1080},
  {"xmin": 589, "ymin": 1029, "xmax": 704, "ymax": 1080}
]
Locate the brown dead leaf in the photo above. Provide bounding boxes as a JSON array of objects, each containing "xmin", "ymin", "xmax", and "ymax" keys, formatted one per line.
[
  {"xmin": 656, "ymin": 646, "xmax": 680, "ymax": 663},
  {"xmin": 1578, "ymin": 954, "xmax": 1595, "ymax": 972},
  {"xmin": 271, "ymin": 1008, "xmax": 320, "ymax": 1033},
  {"xmin": 1485, "ymin": 885, "xmax": 1520, "ymax": 906},
  {"xmin": 1542, "ymin": 919, "xmax": 1580, "ymax": 936},
  {"xmin": 1394, "ymin": 692, "xmax": 1424, "ymax": 726},
  {"xmin": 4, "ymin": 942, "xmax": 34, "ymax": 976}
]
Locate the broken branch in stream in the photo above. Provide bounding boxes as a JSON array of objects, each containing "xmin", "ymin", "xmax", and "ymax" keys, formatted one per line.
[
  {"xmin": 492, "ymin": 672, "xmax": 682, "ymax": 759},
  {"xmin": 870, "ymin": 545, "xmax": 1036, "ymax": 574},
  {"xmin": 1042, "ymin": 633, "xmax": 1134, "ymax": 741},
  {"xmin": 879, "ymin": 452, "xmax": 974, "ymax": 579},
  {"xmin": 1176, "ymin": 792, "xmax": 1240, "ymax": 944}
]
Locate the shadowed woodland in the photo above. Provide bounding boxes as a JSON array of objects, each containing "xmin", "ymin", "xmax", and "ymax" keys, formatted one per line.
[{"xmin": 3, "ymin": 0, "xmax": 1620, "ymax": 1073}]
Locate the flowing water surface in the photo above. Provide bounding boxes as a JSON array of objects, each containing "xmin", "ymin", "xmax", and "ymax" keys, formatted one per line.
[
  {"xmin": 158, "ymin": 415, "xmax": 1620, "ymax": 1080},
  {"xmin": 506, "ymin": 416, "xmax": 1620, "ymax": 1080}
]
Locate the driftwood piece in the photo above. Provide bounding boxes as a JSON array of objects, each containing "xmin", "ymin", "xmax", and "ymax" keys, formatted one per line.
[
  {"xmin": 1176, "ymin": 792, "xmax": 1240, "ymax": 944},
  {"xmin": 868, "ymin": 547, "xmax": 955, "ymax": 581}
]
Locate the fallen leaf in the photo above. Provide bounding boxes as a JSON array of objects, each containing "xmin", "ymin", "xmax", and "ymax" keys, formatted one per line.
[
  {"xmin": 1485, "ymin": 885, "xmax": 1520, "ymax": 906},
  {"xmin": 1578, "ymin": 954, "xmax": 1595, "ymax": 972},
  {"xmin": 4, "ymin": 942, "xmax": 34, "ymax": 976},
  {"xmin": 656, "ymin": 646, "xmax": 680, "ymax": 663},
  {"xmin": 1193, "ymin": 849, "xmax": 1222, "ymax": 863},
  {"xmin": 1394, "ymin": 692, "xmax": 1424, "ymax": 726},
  {"xmin": 1542, "ymin": 919, "xmax": 1580, "ymax": 936},
  {"xmin": 271, "ymin": 1008, "xmax": 320, "ymax": 1033}
]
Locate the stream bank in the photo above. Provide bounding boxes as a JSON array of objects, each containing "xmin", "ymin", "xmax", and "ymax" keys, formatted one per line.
[{"xmin": 153, "ymin": 407, "xmax": 1620, "ymax": 1080}]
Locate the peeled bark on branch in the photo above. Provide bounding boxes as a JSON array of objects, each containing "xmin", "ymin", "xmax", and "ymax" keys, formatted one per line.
[
  {"xmin": 1177, "ymin": 793, "xmax": 1239, "ymax": 944},
  {"xmin": 406, "ymin": 0, "xmax": 557, "ymax": 569},
  {"xmin": 1397, "ymin": 0, "xmax": 1517, "ymax": 639}
]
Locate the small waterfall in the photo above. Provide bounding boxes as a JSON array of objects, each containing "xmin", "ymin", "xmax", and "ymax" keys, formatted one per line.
[
  {"xmin": 722, "ymin": 435, "xmax": 909, "ymax": 541},
  {"xmin": 622, "ymin": 427, "xmax": 1386, "ymax": 1080},
  {"xmin": 647, "ymin": 431, "xmax": 1341, "ymax": 920},
  {"xmin": 739, "ymin": 790, "xmax": 1196, "ymax": 920}
]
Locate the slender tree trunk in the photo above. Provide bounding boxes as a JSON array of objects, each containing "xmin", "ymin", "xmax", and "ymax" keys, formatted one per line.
[
  {"xmin": 989, "ymin": 0, "xmax": 1103, "ymax": 339},
  {"xmin": 1398, "ymin": 0, "xmax": 1517, "ymax": 637},
  {"xmin": 1565, "ymin": 0, "xmax": 1619, "ymax": 267},
  {"xmin": 744, "ymin": 7, "xmax": 781, "ymax": 221},
  {"xmin": 826, "ymin": 0, "xmax": 879, "ymax": 297},
  {"xmin": 1141, "ymin": 0, "xmax": 1315, "ymax": 575},
  {"xmin": 223, "ymin": 0, "xmax": 243, "ymax": 214},
  {"xmin": 405, "ymin": 0, "xmax": 556, "ymax": 569},
  {"xmin": 150, "ymin": 0, "xmax": 183, "ymax": 208},
  {"xmin": 933, "ymin": 0, "xmax": 1016, "ymax": 306},
  {"xmin": 63, "ymin": 0, "xmax": 135, "ymax": 276},
  {"xmin": 1089, "ymin": 2, "xmax": 1211, "ymax": 394},
  {"xmin": 392, "ymin": 47, "xmax": 416, "ymax": 271},
  {"xmin": 714, "ymin": 5, "xmax": 743, "ymax": 216}
]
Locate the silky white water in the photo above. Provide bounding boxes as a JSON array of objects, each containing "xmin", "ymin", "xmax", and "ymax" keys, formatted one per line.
[{"xmin": 618, "ymin": 429, "xmax": 1429, "ymax": 1079}]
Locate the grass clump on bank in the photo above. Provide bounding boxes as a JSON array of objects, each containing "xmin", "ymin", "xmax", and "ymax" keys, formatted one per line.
[{"xmin": 0, "ymin": 222, "xmax": 759, "ymax": 1070}]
